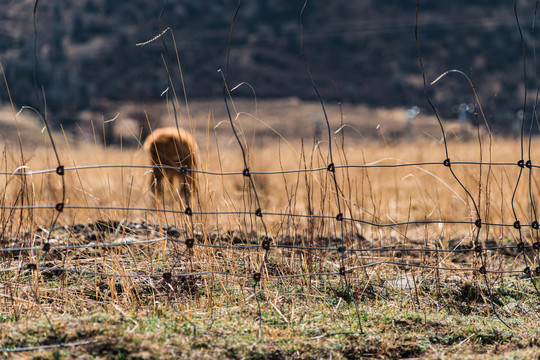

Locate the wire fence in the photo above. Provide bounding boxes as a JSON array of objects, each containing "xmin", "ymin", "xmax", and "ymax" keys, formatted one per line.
[{"xmin": 1, "ymin": 0, "xmax": 540, "ymax": 354}]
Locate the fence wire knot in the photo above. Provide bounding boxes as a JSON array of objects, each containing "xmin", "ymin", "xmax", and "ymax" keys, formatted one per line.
[
  {"xmin": 526, "ymin": 160, "xmax": 532, "ymax": 169},
  {"xmin": 185, "ymin": 207, "xmax": 193, "ymax": 216},
  {"xmin": 255, "ymin": 208, "xmax": 262, "ymax": 217},
  {"xmin": 475, "ymin": 219, "xmax": 482, "ymax": 228},
  {"xmin": 55, "ymin": 165, "xmax": 64, "ymax": 175},
  {"xmin": 327, "ymin": 163, "xmax": 335, "ymax": 172},
  {"xmin": 185, "ymin": 238, "xmax": 195, "ymax": 249},
  {"xmin": 42, "ymin": 242, "xmax": 50, "ymax": 252},
  {"xmin": 336, "ymin": 213, "xmax": 343, "ymax": 221},
  {"xmin": 252, "ymin": 272, "xmax": 261, "ymax": 283},
  {"xmin": 261, "ymin": 237, "xmax": 272, "ymax": 251},
  {"xmin": 242, "ymin": 168, "xmax": 250, "ymax": 177},
  {"xmin": 443, "ymin": 158, "xmax": 451, "ymax": 167},
  {"xmin": 533, "ymin": 221, "xmax": 540, "ymax": 230},
  {"xmin": 163, "ymin": 272, "xmax": 172, "ymax": 283},
  {"xmin": 55, "ymin": 203, "xmax": 64, "ymax": 212},
  {"xmin": 518, "ymin": 159, "xmax": 525, "ymax": 168},
  {"xmin": 478, "ymin": 266, "xmax": 486, "ymax": 275},
  {"xmin": 513, "ymin": 221, "xmax": 521, "ymax": 229}
]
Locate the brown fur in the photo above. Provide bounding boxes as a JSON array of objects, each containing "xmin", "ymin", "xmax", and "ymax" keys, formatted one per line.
[{"xmin": 143, "ymin": 127, "xmax": 199, "ymax": 201}]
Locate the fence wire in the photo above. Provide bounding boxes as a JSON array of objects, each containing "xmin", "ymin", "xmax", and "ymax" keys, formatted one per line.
[{"xmin": 2, "ymin": 0, "xmax": 540, "ymax": 355}]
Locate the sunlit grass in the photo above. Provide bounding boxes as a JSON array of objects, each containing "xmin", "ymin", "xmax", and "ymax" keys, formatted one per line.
[{"xmin": 1, "ymin": 99, "xmax": 540, "ymax": 358}]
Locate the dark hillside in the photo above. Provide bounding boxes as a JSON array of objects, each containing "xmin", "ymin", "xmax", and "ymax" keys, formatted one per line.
[{"xmin": 0, "ymin": 0, "xmax": 535, "ymax": 130}]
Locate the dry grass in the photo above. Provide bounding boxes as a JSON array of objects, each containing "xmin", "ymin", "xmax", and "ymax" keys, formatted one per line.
[
  {"xmin": 1, "ymin": 120, "xmax": 537, "ymax": 244},
  {"xmin": 1, "ymin": 100, "xmax": 540, "ymax": 358}
]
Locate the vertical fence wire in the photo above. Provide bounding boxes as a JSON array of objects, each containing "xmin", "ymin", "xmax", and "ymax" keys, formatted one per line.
[
  {"xmin": 300, "ymin": 0, "xmax": 363, "ymax": 333},
  {"xmin": 415, "ymin": 0, "xmax": 511, "ymax": 329},
  {"xmin": 222, "ymin": 0, "xmax": 272, "ymax": 340}
]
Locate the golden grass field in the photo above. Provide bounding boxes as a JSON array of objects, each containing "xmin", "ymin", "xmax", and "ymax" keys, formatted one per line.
[{"xmin": 1, "ymin": 99, "xmax": 540, "ymax": 359}]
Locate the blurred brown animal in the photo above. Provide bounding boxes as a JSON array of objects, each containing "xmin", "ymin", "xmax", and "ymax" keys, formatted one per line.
[{"xmin": 143, "ymin": 127, "xmax": 199, "ymax": 202}]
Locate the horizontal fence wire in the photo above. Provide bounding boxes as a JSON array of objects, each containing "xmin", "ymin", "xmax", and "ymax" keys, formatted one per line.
[
  {"xmin": 1, "ymin": 160, "xmax": 538, "ymax": 177},
  {"xmin": 1, "ymin": 236, "xmax": 538, "ymax": 254},
  {"xmin": 0, "ymin": 341, "xmax": 99, "ymax": 354},
  {"xmin": 0, "ymin": 203, "xmax": 537, "ymax": 228},
  {"xmin": 1, "ymin": 264, "xmax": 531, "ymax": 279}
]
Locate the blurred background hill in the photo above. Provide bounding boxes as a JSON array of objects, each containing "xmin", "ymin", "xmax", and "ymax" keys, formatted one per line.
[{"xmin": 0, "ymin": 0, "xmax": 535, "ymax": 132}]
